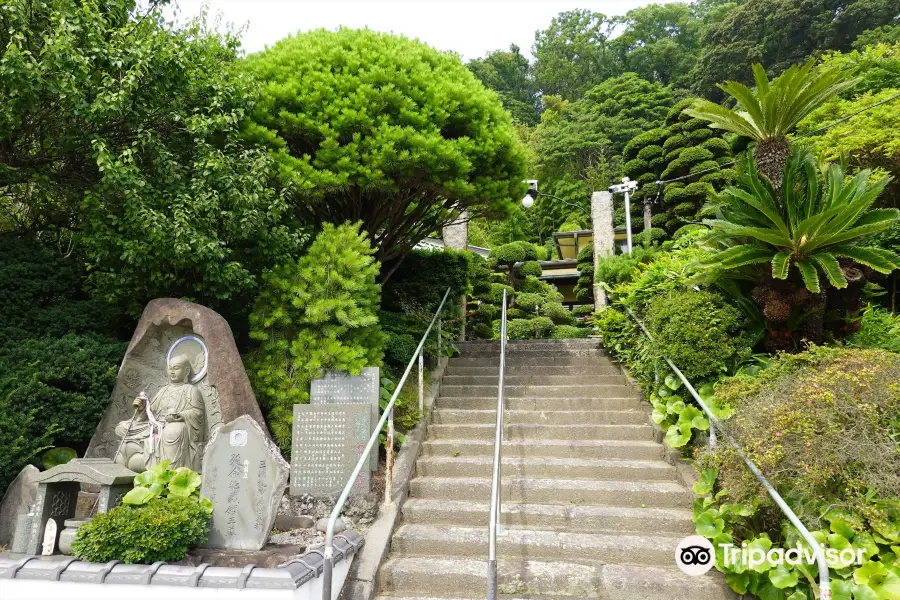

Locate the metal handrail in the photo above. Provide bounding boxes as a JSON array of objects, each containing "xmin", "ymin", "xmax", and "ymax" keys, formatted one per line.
[
  {"xmin": 487, "ymin": 289, "xmax": 508, "ymax": 600},
  {"xmin": 321, "ymin": 287, "xmax": 452, "ymax": 600},
  {"xmin": 625, "ymin": 307, "xmax": 832, "ymax": 600}
]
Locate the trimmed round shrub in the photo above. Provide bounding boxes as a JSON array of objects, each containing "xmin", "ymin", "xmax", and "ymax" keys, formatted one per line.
[
  {"xmin": 518, "ymin": 276, "xmax": 550, "ymax": 294},
  {"xmin": 540, "ymin": 302, "xmax": 575, "ymax": 325},
  {"xmin": 487, "ymin": 283, "xmax": 514, "ymax": 304},
  {"xmin": 552, "ymin": 325, "xmax": 588, "ymax": 339},
  {"xmin": 506, "ymin": 308, "xmax": 528, "ymax": 320},
  {"xmin": 531, "ymin": 317, "xmax": 554, "ymax": 339},
  {"xmin": 491, "ymin": 243, "xmax": 526, "ymax": 265},
  {"xmin": 518, "ymin": 261, "xmax": 543, "ymax": 278},
  {"xmin": 385, "ymin": 331, "xmax": 417, "ymax": 366},
  {"xmin": 471, "ymin": 303, "xmax": 499, "ymax": 323},
  {"xmin": 572, "ymin": 304, "xmax": 594, "ymax": 315},
  {"xmin": 545, "ymin": 289, "xmax": 565, "ymax": 304},
  {"xmin": 72, "ymin": 496, "xmax": 211, "ymax": 564},
  {"xmin": 645, "ymin": 290, "xmax": 749, "ymax": 381},
  {"xmin": 506, "ymin": 319, "xmax": 536, "ymax": 340},
  {"xmin": 469, "ymin": 322, "xmax": 493, "ymax": 340},
  {"xmin": 514, "ymin": 293, "xmax": 543, "ymax": 313}
]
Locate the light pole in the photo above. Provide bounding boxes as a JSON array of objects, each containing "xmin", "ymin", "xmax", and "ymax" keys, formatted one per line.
[
  {"xmin": 608, "ymin": 177, "xmax": 638, "ymax": 254},
  {"xmin": 522, "ymin": 181, "xmax": 589, "ymax": 218}
]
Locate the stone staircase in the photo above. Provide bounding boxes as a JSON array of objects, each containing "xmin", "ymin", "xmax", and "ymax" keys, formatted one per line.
[{"xmin": 376, "ymin": 338, "xmax": 736, "ymax": 600}]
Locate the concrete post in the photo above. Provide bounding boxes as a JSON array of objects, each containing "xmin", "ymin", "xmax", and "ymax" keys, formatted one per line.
[
  {"xmin": 644, "ymin": 201, "xmax": 652, "ymax": 232},
  {"xmin": 442, "ymin": 211, "xmax": 468, "ymax": 340},
  {"xmin": 591, "ymin": 192, "xmax": 615, "ymax": 307}
]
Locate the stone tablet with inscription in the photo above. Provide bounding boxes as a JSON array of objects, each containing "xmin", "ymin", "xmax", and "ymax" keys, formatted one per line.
[
  {"xmin": 200, "ymin": 415, "xmax": 289, "ymax": 551},
  {"xmin": 310, "ymin": 367, "xmax": 380, "ymax": 471},
  {"xmin": 291, "ymin": 404, "xmax": 372, "ymax": 496}
]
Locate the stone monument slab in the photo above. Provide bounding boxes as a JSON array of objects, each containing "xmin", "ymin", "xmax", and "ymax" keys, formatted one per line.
[
  {"xmin": 290, "ymin": 404, "xmax": 372, "ymax": 497},
  {"xmin": 87, "ymin": 299, "xmax": 267, "ymax": 469},
  {"xmin": 200, "ymin": 415, "xmax": 289, "ymax": 551},
  {"xmin": 0, "ymin": 464, "xmax": 39, "ymax": 547},
  {"xmin": 310, "ymin": 367, "xmax": 380, "ymax": 471}
]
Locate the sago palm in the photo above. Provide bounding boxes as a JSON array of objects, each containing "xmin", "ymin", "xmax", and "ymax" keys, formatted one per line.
[
  {"xmin": 684, "ymin": 60, "xmax": 858, "ymax": 190},
  {"xmin": 702, "ymin": 148, "xmax": 900, "ymax": 295}
]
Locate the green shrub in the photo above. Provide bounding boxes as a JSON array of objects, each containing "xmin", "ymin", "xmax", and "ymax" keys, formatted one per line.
[
  {"xmin": 0, "ymin": 380, "xmax": 57, "ymax": 496},
  {"xmin": 72, "ymin": 495, "xmax": 212, "ymax": 564},
  {"xmin": 384, "ymin": 331, "xmax": 418, "ymax": 367},
  {"xmin": 0, "ymin": 334, "xmax": 126, "ymax": 447},
  {"xmin": 595, "ymin": 246, "xmax": 658, "ymax": 287},
  {"xmin": 514, "ymin": 293, "xmax": 543, "ymax": 313},
  {"xmin": 634, "ymin": 227, "xmax": 666, "ymax": 247},
  {"xmin": 505, "ymin": 308, "xmax": 528, "ymax": 320},
  {"xmin": 846, "ymin": 305, "xmax": 900, "ymax": 352},
  {"xmin": 552, "ymin": 325, "xmax": 588, "ymax": 339},
  {"xmin": 541, "ymin": 302, "xmax": 576, "ymax": 325},
  {"xmin": 517, "ymin": 276, "xmax": 550, "ymax": 294},
  {"xmin": 247, "ymin": 222, "xmax": 385, "ymax": 451},
  {"xmin": 572, "ymin": 304, "xmax": 594, "ymax": 315},
  {"xmin": 645, "ymin": 290, "xmax": 750, "ymax": 381},
  {"xmin": 506, "ymin": 319, "xmax": 535, "ymax": 340},
  {"xmin": 706, "ymin": 345, "xmax": 900, "ymax": 521},
  {"xmin": 381, "ymin": 250, "xmax": 470, "ymax": 314},
  {"xmin": 486, "ymin": 283, "xmax": 514, "ymax": 304},
  {"xmin": 531, "ymin": 317, "xmax": 555, "ymax": 338},
  {"xmin": 121, "ymin": 461, "xmax": 205, "ymax": 506},
  {"xmin": 519, "ymin": 261, "xmax": 543, "ymax": 278}
]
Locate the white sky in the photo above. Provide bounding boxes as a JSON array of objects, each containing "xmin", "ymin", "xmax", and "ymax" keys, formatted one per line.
[{"xmin": 166, "ymin": 0, "xmax": 668, "ymax": 60}]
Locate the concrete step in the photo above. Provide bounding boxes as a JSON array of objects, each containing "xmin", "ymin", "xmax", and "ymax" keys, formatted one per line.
[
  {"xmin": 441, "ymin": 374, "xmax": 625, "ymax": 386},
  {"xmin": 378, "ymin": 558, "xmax": 736, "ymax": 599},
  {"xmin": 401, "ymin": 498, "xmax": 694, "ymax": 535},
  {"xmin": 378, "ymin": 557, "xmax": 602, "ymax": 598},
  {"xmin": 445, "ymin": 364, "xmax": 622, "ymax": 377},
  {"xmin": 390, "ymin": 524, "xmax": 686, "ymax": 565},
  {"xmin": 431, "ymin": 408, "xmax": 646, "ymax": 426},
  {"xmin": 435, "ymin": 396, "xmax": 643, "ymax": 411},
  {"xmin": 427, "ymin": 423, "xmax": 655, "ymax": 441},
  {"xmin": 419, "ymin": 438, "xmax": 664, "ymax": 461},
  {"xmin": 449, "ymin": 356, "xmax": 615, "ymax": 368},
  {"xmin": 408, "ymin": 477, "xmax": 692, "ymax": 508},
  {"xmin": 596, "ymin": 564, "xmax": 739, "ymax": 600},
  {"xmin": 458, "ymin": 348, "xmax": 604, "ymax": 358},
  {"xmin": 415, "ymin": 455, "xmax": 677, "ymax": 481},
  {"xmin": 439, "ymin": 384, "xmax": 639, "ymax": 398}
]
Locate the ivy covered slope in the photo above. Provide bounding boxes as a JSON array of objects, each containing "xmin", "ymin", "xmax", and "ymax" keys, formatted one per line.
[
  {"xmin": 0, "ymin": 0, "xmax": 299, "ymax": 317},
  {"xmin": 246, "ymin": 222, "xmax": 385, "ymax": 451},
  {"xmin": 242, "ymin": 28, "xmax": 528, "ymax": 275},
  {"xmin": 623, "ymin": 99, "xmax": 738, "ymax": 236}
]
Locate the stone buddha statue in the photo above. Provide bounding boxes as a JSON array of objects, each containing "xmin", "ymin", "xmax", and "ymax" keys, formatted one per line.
[{"xmin": 114, "ymin": 354, "xmax": 206, "ymax": 472}]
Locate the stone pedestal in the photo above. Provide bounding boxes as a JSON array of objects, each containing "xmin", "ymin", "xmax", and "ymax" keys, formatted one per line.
[
  {"xmin": 442, "ymin": 211, "xmax": 468, "ymax": 340},
  {"xmin": 591, "ymin": 191, "xmax": 615, "ymax": 307}
]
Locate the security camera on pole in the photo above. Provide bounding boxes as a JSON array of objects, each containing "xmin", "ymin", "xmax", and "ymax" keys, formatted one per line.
[{"xmin": 608, "ymin": 177, "xmax": 639, "ymax": 255}]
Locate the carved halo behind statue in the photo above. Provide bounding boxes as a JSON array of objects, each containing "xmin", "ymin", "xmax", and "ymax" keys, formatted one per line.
[{"xmin": 113, "ymin": 336, "xmax": 208, "ymax": 472}]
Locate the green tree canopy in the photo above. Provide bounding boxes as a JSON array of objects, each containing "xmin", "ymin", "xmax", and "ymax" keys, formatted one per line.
[
  {"xmin": 611, "ymin": 3, "xmax": 702, "ymax": 88},
  {"xmin": 533, "ymin": 10, "xmax": 618, "ymax": 99},
  {"xmin": 0, "ymin": 0, "xmax": 298, "ymax": 315},
  {"xmin": 691, "ymin": 0, "xmax": 898, "ymax": 99},
  {"xmin": 243, "ymin": 28, "xmax": 528, "ymax": 276},
  {"xmin": 467, "ymin": 45, "xmax": 540, "ymax": 125}
]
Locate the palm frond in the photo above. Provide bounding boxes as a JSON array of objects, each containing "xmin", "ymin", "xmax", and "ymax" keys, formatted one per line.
[
  {"xmin": 809, "ymin": 253, "xmax": 848, "ymax": 289},
  {"xmin": 830, "ymin": 246, "xmax": 900, "ymax": 274},
  {"xmin": 795, "ymin": 259, "xmax": 821, "ymax": 293},
  {"xmin": 683, "ymin": 100, "xmax": 762, "ymax": 140},
  {"xmin": 772, "ymin": 251, "xmax": 790, "ymax": 279}
]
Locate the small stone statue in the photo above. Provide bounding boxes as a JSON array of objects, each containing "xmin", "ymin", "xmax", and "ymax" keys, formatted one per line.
[{"xmin": 114, "ymin": 355, "xmax": 206, "ymax": 472}]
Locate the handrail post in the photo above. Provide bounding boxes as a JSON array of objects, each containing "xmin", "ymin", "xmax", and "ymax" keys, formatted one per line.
[
  {"xmin": 624, "ymin": 307, "xmax": 830, "ymax": 599},
  {"xmin": 418, "ymin": 350, "xmax": 424, "ymax": 414},
  {"xmin": 487, "ymin": 290, "xmax": 508, "ymax": 600},
  {"xmin": 321, "ymin": 288, "xmax": 451, "ymax": 600},
  {"xmin": 437, "ymin": 317, "xmax": 442, "ymax": 356},
  {"xmin": 386, "ymin": 401, "xmax": 395, "ymax": 506}
]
